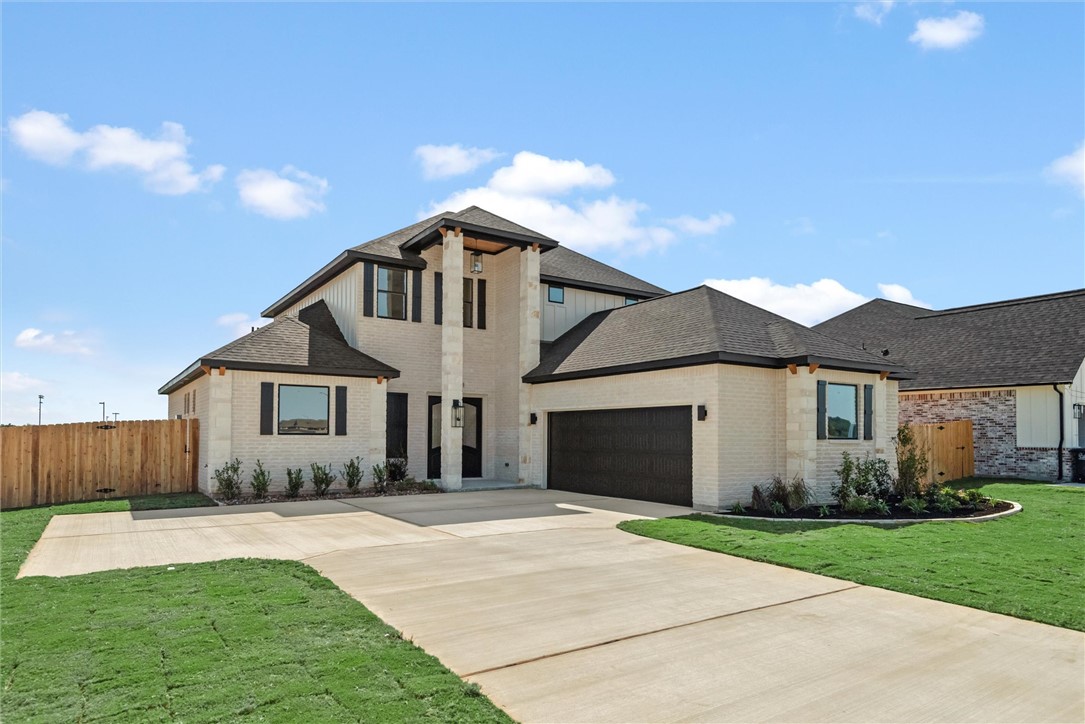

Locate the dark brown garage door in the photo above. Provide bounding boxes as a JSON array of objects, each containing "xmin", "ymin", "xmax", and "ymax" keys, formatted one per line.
[{"xmin": 548, "ymin": 406, "xmax": 693, "ymax": 507}]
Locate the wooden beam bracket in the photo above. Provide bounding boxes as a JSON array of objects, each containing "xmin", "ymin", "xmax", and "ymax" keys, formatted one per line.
[
  {"xmin": 787, "ymin": 363, "xmax": 798, "ymax": 375},
  {"xmin": 879, "ymin": 370, "xmax": 890, "ymax": 381},
  {"xmin": 808, "ymin": 363, "xmax": 820, "ymax": 374}
]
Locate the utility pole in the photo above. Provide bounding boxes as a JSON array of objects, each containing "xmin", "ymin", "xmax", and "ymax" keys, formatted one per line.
[
  {"xmin": 38, "ymin": 395, "xmax": 44, "ymax": 426},
  {"xmin": 100, "ymin": 401, "xmax": 106, "ymax": 422}
]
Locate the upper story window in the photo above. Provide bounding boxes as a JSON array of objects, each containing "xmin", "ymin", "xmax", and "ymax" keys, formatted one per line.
[
  {"xmin": 377, "ymin": 266, "xmax": 407, "ymax": 320},
  {"xmin": 278, "ymin": 384, "xmax": 329, "ymax": 435},
  {"xmin": 548, "ymin": 285, "xmax": 565, "ymax": 304},
  {"xmin": 463, "ymin": 278, "xmax": 474, "ymax": 328},
  {"xmin": 826, "ymin": 383, "xmax": 858, "ymax": 440}
]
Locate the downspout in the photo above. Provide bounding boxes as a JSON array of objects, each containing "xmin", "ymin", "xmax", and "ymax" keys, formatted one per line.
[{"xmin": 1053, "ymin": 384, "xmax": 1065, "ymax": 481}]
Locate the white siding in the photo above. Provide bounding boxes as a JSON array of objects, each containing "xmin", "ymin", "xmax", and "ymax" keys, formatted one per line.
[
  {"xmin": 279, "ymin": 267, "xmax": 360, "ymax": 347},
  {"xmin": 541, "ymin": 284, "xmax": 628, "ymax": 341},
  {"xmin": 1016, "ymin": 386, "xmax": 1060, "ymax": 447}
]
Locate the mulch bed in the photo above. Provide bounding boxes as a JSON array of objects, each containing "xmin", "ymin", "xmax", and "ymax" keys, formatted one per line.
[
  {"xmin": 213, "ymin": 484, "xmax": 442, "ymax": 506},
  {"xmin": 726, "ymin": 499, "xmax": 1015, "ymax": 521}
]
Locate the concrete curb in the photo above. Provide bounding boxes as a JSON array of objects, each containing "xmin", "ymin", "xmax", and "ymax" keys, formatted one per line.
[{"xmin": 708, "ymin": 500, "xmax": 1022, "ymax": 526}]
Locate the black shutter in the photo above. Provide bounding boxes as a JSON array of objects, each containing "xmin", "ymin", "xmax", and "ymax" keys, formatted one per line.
[
  {"xmin": 863, "ymin": 384, "xmax": 874, "ymax": 440},
  {"xmin": 362, "ymin": 262, "xmax": 375, "ymax": 317},
  {"xmin": 386, "ymin": 392, "xmax": 408, "ymax": 458},
  {"xmin": 335, "ymin": 386, "xmax": 347, "ymax": 436},
  {"xmin": 411, "ymin": 269, "xmax": 422, "ymax": 323},
  {"xmin": 477, "ymin": 279, "xmax": 487, "ymax": 330},
  {"xmin": 434, "ymin": 272, "xmax": 443, "ymax": 325},
  {"xmin": 816, "ymin": 380, "xmax": 827, "ymax": 440},
  {"xmin": 260, "ymin": 382, "xmax": 274, "ymax": 435}
]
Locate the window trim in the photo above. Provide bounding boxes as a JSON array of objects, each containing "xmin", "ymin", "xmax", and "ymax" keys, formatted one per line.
[
  {"xmin": 463, "ymin": 277, "xmax": 474, "ymax": 328},
  {"xmin": 376, "ymin": 265, "xmax": 408, "ymax": 320},
  {"xmin": 277, "ymin": 384, "xmax": 331, "ymax": 436},
  {"xmin": 548, "ymin": 285, "xmax": 565, "ymax": 304},
  {"xmin": 825, "ymin": 382, "xmax": 860, "ymax": 441}
]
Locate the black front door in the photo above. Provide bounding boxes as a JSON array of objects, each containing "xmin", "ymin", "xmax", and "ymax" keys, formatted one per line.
[{"xmin": 427, "ymin": 396, "xmax": 483, "ymax": 479}]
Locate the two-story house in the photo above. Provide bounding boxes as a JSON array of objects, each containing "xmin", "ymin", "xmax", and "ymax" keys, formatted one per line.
[{"xmin": 161, "ymin": 207, "xmax": 908, "ymax": 511}]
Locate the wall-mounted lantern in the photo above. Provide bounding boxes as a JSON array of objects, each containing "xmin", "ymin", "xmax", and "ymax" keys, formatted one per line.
[
  {"xmin": 470, "ymin": 250, "xmax": 483, "ymax": 274},
  {"xmin": 451, "ymin": 399, "xmax": 464, "ymax": 428},
  {"xmin": 697, "ymin": 404, "xmax": 708, "ymax": 421},
  {"xmin": 529, "ymin": 412, "xmax": 538, "ymax": 425}
]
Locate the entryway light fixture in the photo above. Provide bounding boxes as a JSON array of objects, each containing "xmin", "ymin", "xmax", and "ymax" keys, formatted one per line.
[
  {"xmin": 451, "ymin": 399, "xmax": 464, "ymax": 428},
  {"xmin": 697, "ymin": 405, "xmax": 708, "ymax": 421},
  {"xmin": 470, "ymin": 250, "xmax": 483, "ymax": 274},
  {"xmin": 529, "ymin": 413, "xmax": 538, "ymax": 425}
]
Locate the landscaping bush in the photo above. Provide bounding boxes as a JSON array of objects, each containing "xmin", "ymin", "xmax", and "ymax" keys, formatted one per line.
[
  {"xmin": 895, "ymin": 423, "xmax": 930, "ymax": 498},
  {"xmin": 843, "ymin": 496, "xmax": 872, "ymax": 515},
  {"xmin": 285, "ymin": 467, "xmax": 305, "ymax": 498},
  {"xmin": 371, "ymin": 463, "xmax": 388, "ymax": 494},
  {"xmin": 340, "ymin": 456, "xmax": 364, "ymax": 493},
  {"xmin": 901, "ymin": 496, "xmax": 927, "ymax": 516},
  {"xmin": 310, "ymin": 463, "xmax": 337, "ymax": 496},
  {"xmin": 753, "ymin": 475, "xmax": 811, "ymax": 513},
  {"xmin": 250, "ymin": 459, "xmax": 271, "ymax": 498},
  {"xmin": 213, "ymin": 458, "xmax": 244, "ymax": 500},
  {"xmin": 833, "ymin": 452, "xmax": 893, "ymax": 505},
  {"xmin": 386, "ymin": 455, "xmax": 409, "ymax": 483},
  {"xmin": 750, "ymin": 484, "xmax": 768, "ymax": 511}
]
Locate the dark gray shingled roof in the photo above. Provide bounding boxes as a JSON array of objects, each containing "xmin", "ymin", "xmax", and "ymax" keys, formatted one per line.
[
  {"xmin": 541, "ymin": 246, "xmax": 668, "ymax": 297},
  {"xmin": 160, "ymin": 301, "xmax": 398, "ymax": 394},
  {"xmin": 524, "ymin": 286, "xmax": 907, "ymax": 383},
  {"xmin": 264, "ymin": 206, "xmax": 666, "ymax": 316},
  {"xmin": 814, "ymin": 289, "xmax": 1085, "ymax": 391}
]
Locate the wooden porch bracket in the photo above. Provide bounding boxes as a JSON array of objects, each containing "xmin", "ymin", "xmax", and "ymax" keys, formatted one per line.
[
  {"xmin": 377, "ymin": 376, "xmax": 385, "ymax": 384},
  {"xmin": 808, "ymin": 363, "xmax": 820, "ymax": 374},
  {"xmin": 218, "ymin": 366, "xmax": 226, "ymax": 376},
  {"xmin": 880, "ymin": 370, "xmax": 890, "ymax": 381},
  {"xmin": 200, "ymin": 365, "xmax": 211, "ymax": 377},
  {"xmin": 787, "ymin": 363, "xmax": 798, "ymax": 375}
]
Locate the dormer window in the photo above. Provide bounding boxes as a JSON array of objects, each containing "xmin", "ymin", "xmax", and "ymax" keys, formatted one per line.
[{"xmin": 548, "ymin": 285, "xmax": 565, "ymax": 304}]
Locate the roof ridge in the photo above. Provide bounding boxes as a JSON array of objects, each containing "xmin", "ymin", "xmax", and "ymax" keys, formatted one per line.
[{"xmin": 921, "ymin": 288, "xmax": 1085, "ymax": 318}]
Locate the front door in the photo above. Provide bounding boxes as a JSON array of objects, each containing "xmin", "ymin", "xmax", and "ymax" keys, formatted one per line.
[{"xmin": 427, "ymin": 396, "xmax": 483, "ymax": 479}]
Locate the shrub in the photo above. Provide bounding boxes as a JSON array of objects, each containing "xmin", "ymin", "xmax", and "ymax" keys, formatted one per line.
[
  {"xmin": 834, "ymin": 453, "xmax": 894, "ymax": 506},
  {"xmin": 750, "ymin": 485, "xmax": 768, "ymax": 511},
  {"xmin": 962, "ymin": 488, "xmax": 991, "ymax": 510},
  {"xmin": 818, "ymin": 505, "xmax": 831, "ymax": 518},
  {"xmin": 729, "ymin": 502, "xmax": 745, "ymax": 514},
  {"xmin": 895, "ymin": 423, "xmax": 930, "ymax": 499},
  {"xmin": 341, "ymin": 456, "xmax": 364, "ymax": 492},
  {"xmin": 843, "ymin": 496, "xmax": 871, "ymax": 515},
  {"xmin": 213, "ymin": 458, "xmax": 243, "ymax": 500},
  {"xmin": 250, "ymin": 459, "xmax": 271, "ymax": 498},
  {"xmin": 310, "ymin": 463, "xmax": 337, "ymax": 496},
  {"xmin": 371, "ymin": 463, "xmax": 388, "ymax": 494},
  {"xmin": 869, "ymin": 498, "xmax": 891, "ymax": 516},
  {"xmin": 285, "ymin": 467, "xmax": 305, "ymax": 498},
  {"xmin": 901, "ymin": 496, "xmax": 927, "ymax": 516},
  {"xmin": 386, "ymin": 455, "xmax": 409, "ymax": 483},
  {"xmin": 761, "ymin": 474, "xmax": 811, "ymax": 512},
  {"xmin": 832, "ymin": 452, "xmax": 857, "ymax": 505},
  {"xmin": 769, "ymin": 500, "xmax": 788, "ymax": 517}
]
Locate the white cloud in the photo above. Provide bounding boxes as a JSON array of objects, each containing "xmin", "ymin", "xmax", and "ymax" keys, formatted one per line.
[
  {"xmin": 877, "ymin": 283, "xmax": 930, "ymax": 308},
  {"xmin": 487, "ymin": 151, "xmax": 615, "ymax": 196},
  {"xmin": 909, "ymin": 11, "xmax": 985, "ymax": 50},
  {"xmin": 216, "ymin": 313, "xmax": 271, "ymax": 338},
  {"xmin": 7, "ymin": 110, "xmax": 224, "ymax": 194},
  {"xmin": 786, "ymin": 216, "xmax": 816, "ymax": 235},
  {"xmin": 0, "ymin": 371, "xmax": 47, "ymax": 393},
  {"xmin": 14, "ymin": 328, "xmax": 93, "ymax": 355},
  {"xmin": 236, "ymin": 165, "xmax": 328, "ymax": 220},
  {"xmin": 414, "ymin": 144, "xmax": 502, "ymax": 179},
  {"xmin": 703, "ymin": 277, "xmax": 930, "ymax": 326},
  {"xmin": 1044, "ymin": 143, "xmax": 1085, "ymax": 198},
  {"xmin": 424, "ymin": 150, "xmax": 729, "ymax": 254},
  {"xmin": 665, "ymin": 212, "xmax": 735, "ymax": 236},
  {"xmin": 854, "ymin": 1, "xmax": 895, "ymax": 25}
]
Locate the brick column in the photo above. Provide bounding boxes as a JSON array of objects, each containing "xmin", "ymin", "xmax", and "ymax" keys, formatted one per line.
[
  {"xmin": 440, "ymin": 229, "xmax": 464, "ymax": 490},
  {"xmin": 785, "ymin": 367, "xmax": 818, "ymax": 492},
  {"xmin": 518, "ymin": 245, "xmax": 541, "ymax": 485},
  {"xmin": 369, "ymin": 379, "xmax": 387, "ymax": 471}
]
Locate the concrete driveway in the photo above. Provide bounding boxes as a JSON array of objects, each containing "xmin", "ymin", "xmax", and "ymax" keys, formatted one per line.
[{"xmin": 20, "ymin": 489, "xmax": 1085, "ymax": 723}]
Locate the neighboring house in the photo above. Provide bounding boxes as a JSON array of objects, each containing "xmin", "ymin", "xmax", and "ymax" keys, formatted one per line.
[
  {"xmin": 816, "ymin": 290, "xmax": 1085, "ymax": 481},
  {"xmin": 161, "ymin": 207, "xmax": 907, "ymax": 510}
]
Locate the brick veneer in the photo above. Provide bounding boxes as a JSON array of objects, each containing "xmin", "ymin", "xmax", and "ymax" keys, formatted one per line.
[{"xmin": 899, "ymin": 389, "xmax": 1065, "ymax": 480}]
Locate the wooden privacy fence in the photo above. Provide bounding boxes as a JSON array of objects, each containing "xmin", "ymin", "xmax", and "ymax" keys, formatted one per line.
[
  {"xmin": 911, "ymin": 419, "xmax": 974, "ymax": 486},
  {"xmin": 0, "ymin": 419, "xmax": 198, "ymax": 510}
]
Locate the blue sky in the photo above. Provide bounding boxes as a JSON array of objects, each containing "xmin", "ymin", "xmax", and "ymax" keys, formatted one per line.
[{"xmin": 3, "ymin": 2, "xmax": 1083, "ymax": 424}]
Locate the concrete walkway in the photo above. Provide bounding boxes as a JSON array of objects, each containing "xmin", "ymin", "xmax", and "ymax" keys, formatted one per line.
[{"xmin": 19, "ymin": 489, "xmax": 1085, "ymax": 723}]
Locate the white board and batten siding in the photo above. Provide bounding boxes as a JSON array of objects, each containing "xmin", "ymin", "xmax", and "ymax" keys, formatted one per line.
[
  {"xmin": 541, "ymin": 284, "xmax": 629, "ymax": 342},
  {"xmin": 277, "ymin": 267, "xmax": 360, "ymax": 348}
]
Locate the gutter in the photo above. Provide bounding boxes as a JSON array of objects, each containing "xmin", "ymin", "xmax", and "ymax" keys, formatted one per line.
[{"xmin": 1054, "ymin": 383, "xmax": 1065, "ymax": 481}]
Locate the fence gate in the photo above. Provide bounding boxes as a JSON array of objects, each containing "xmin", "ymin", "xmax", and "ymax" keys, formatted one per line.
[
  {"xmin": 910, "ymin": 420, "xmax": 974, "ymax": 486},
  {"xmin": 0, "ymin": 418, "xmax": 199, "ymax": 510}
]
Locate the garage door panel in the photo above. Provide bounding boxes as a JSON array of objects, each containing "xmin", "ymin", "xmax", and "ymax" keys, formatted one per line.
[{"xmin": 548, "ymin": 406, "xmax": 692, "ymax": 507}]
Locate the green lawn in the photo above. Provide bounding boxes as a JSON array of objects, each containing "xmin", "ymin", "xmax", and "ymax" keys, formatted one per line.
[
  {"xmin": 619, "ymin": 480, "xmax": 1085, "ymax": 631},
  {"xmin": 1, "ymin": 494, "xmax": 510, "ymax": 723}
]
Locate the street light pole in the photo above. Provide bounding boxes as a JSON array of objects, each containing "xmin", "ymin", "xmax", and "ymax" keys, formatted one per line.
[{"xmin": 38, "ymin": 395, "xmax": 44, "ymax": 426}]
